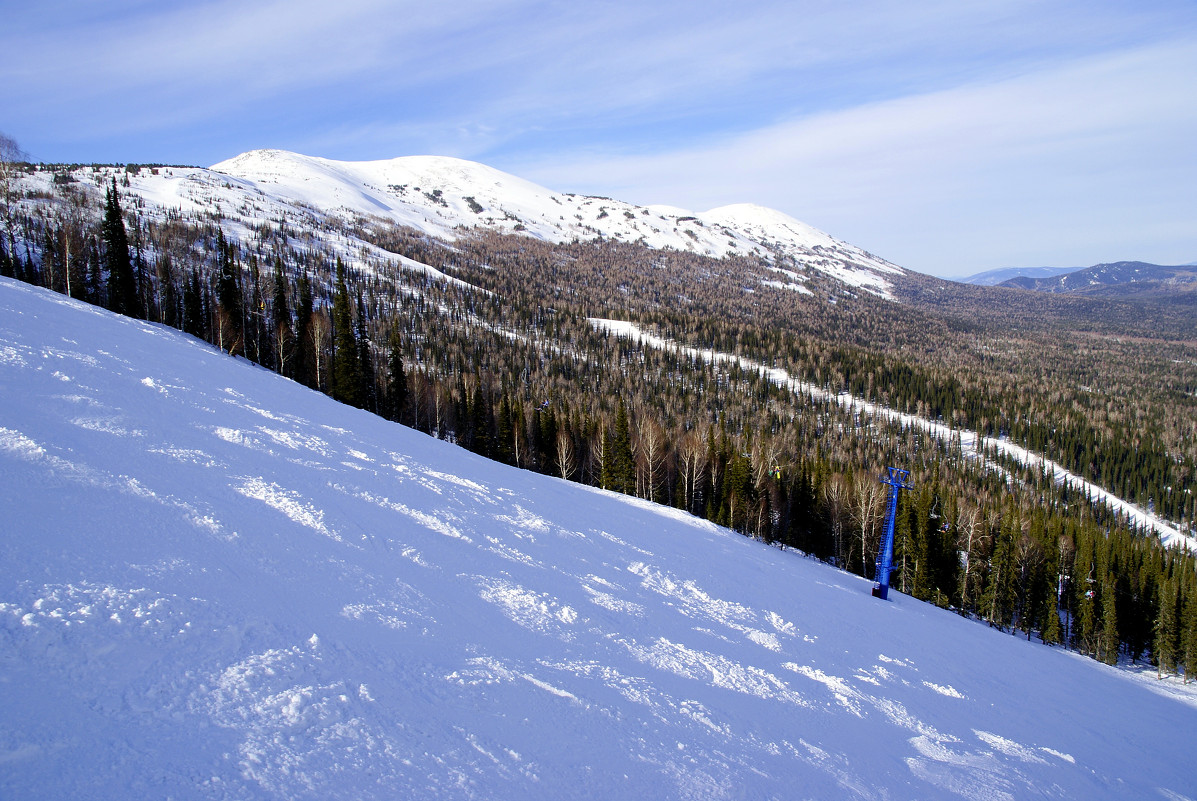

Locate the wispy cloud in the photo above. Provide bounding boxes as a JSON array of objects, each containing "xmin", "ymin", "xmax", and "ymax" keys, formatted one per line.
[
  {"xmin": 510, "ymin": 39, "xmax": 1197, "ymax": 275},
  {"xmin": 3, "ymin": 1, "xmax": 1195, "ymax": 273}
]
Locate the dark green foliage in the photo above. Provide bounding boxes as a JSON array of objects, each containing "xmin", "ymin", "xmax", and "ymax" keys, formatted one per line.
[
  {"xmin": 384, "ymin": 323, "xmax": 408, "ymax": 423},
  {"xmin": 214, "ymin": 230, "xmax": 243, "ymax": 354},
  {"xmin": 331, "ymin": 260, "xmax": 361, "ymax": 407},
  {"xmin": 294, "ymin": 271, "xmax": 315, "ymax": 388},
  {"xmin": 102, "ymin": 180, "xmax": 138, "ymax": 318},
  {"xmin": 270, "ymin": 258, "xmax": 293, "ymax": 376}
]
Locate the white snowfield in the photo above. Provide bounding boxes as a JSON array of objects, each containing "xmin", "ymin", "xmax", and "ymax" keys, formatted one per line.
[
  {"xmin": 1, "ymin": 277, "xmax": 1195, "ymax": 800},
  {"xmin": 591, "ymin": 318, "xmax": 1193, "ymax": 550}
]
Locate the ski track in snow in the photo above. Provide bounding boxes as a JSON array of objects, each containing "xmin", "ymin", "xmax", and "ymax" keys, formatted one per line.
[{"xmin": 2, "ymin": 277, "xmax": 1196, "ymax": 800}]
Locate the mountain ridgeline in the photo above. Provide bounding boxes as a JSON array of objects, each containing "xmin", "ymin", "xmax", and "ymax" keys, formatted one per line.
[{"xmin": 3, "ymin": 152, "xmax": 1196, "ymax": 677}]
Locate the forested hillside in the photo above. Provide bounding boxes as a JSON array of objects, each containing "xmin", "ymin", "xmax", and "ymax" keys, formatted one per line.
[{"xmin": 3, "ymin": 157, "xmax": 1196, "ymax": 678}]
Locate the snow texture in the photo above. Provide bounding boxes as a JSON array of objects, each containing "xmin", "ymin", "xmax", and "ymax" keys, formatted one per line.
[{"xmin": 1, "ymin": 277, "xmax": 1195, "ymax": 800}]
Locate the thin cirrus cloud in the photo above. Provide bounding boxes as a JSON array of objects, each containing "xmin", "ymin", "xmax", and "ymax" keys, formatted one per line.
[
  {"xmin": 2, "ymin": 1, "xmax": 1195, "ymax": 275},
  {"xmin": 508, "ymin": 39, "xmax": 1197, "ymax": 277}
]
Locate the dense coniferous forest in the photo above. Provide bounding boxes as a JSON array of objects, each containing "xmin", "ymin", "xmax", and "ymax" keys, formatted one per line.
[{"xmin": 3, "ymin": 159, "xmax": 1196, "ymax": 681}]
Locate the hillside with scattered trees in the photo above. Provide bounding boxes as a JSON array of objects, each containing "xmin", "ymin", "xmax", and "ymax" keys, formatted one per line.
[{"xmin": 3, "ymin": 150, "xmax": 1196, "ymax": 680}]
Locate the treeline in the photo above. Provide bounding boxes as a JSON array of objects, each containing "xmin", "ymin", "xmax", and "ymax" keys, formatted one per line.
[{"xmin": 3, "ymin": 171, "xmax": 1197, "ymax": 681}]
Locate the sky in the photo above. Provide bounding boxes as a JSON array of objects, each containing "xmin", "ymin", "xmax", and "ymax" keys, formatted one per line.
[{"xmin": 2, "ymin": 1, "xmax": 1195, "ymax": 278}]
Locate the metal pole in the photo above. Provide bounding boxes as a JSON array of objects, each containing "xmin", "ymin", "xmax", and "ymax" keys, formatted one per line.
[{"xmin": 872, "ymin": 467, "xmax": 911, "ymax": 600}]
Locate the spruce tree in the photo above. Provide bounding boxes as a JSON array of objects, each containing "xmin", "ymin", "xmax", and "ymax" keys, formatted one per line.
[
  {"xmin": 355, "ymin": 291, "xmax": 376, "ymax": 412},
  {"xmin": 330, "ymin": 260, "xmax": 361, "ymax": 406},
  {"xmin": 270, "ymin": 259, "xmax": 292, "ymax": 376},
  {"xmin": 294, "ymin": 271, "xmax": 314, "ymax": 388},
  {"xmin": 1100, "ymin": 577, "xmax": 1119, "ymax": 665},
  {"xmin": 102, "ymin": 179, "xmax": 138, "ymax": 318},
  {"xmin": 611, "ymin": 399, "xmax": 635, "ymax": 495},
  {"xmin": 215, "ymin": 230, "xmax": 243, "ymax": 354},
  {"xmin": 385, "ymin": 323, "xmax": 408, "ymax": 423},
  {"xmin": 1156, "ymin": 577, "xmax": 1180, "ymax": 678}
]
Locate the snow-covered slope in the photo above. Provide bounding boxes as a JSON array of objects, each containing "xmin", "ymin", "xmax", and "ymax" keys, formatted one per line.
[
  {"xmin": 207, "ymin": 148, "xmax": 903, "ymax": 295},
  {"xmin": 2, "ymin": 277, "xmax": 1195, "ymax": 800}
]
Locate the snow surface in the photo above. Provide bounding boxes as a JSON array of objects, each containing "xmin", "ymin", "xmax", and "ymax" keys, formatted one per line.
[
  {"xmin": 2, "ymin": 277, "xmax": 1196, "ymax": 800},
  {"xmin": 591, "ymin": 318, "xmax": 1193, "ymax": 550}
]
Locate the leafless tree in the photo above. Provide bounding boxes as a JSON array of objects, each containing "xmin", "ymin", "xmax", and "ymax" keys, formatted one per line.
[
  {"xmin": 852, "ymin": 472, "xmax": 884, "ymax": 577},
  {"xmin": 309, "ymin": 309, "xmax": 330, "ymax": 392},
  {"xmin": 677, "ymin": 430, "xmax": 707, "ymax": 514},
  {"xmin": 634, "ymin": 413, "xmax": 665, "ymax": 503},
  {"xmin": 556, "ymin": 427, "xmax": 576, "ymax": 480},
  {"xmin": 822, "ymin": 475, "xmax": 849, "ymax": 568},
  {"xmin": 0, "ymin": 132, "xmax": 27, "ymax": 260}
]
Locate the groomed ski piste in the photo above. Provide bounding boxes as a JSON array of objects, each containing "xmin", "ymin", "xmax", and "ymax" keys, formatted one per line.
[
  {"xmin": 590, "ymin": 318, "xmax": 1193, "ymax": 550},
  {"xmin": 2, "ymin": 277, "xmax": 1195, "ymax": 800}
]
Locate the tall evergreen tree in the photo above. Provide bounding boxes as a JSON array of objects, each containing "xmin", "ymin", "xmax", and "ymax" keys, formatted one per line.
[
  {"xmin": 330, "ymin": 260, "xmax": 361, "ymax": 406},
  {"xmin": 102, "ymin": 179, "xmax": 138, "ymax": 317},
  {"xmin": 611, "ymin": 398, "xmax": 636, "ymax": 495},
  {"xmin": 385, "ymin": 323, "xmax": 408, "ymax": 423},
  {"xmin": 270, "ymin": 259, "xmax": 293, "ymax": 376},
  {"xmin": 215, "ymin": 230, "xmax": 243, "ymax": 354},
  {"xmin": 294, "ymin": 271, "xmax": 314, "ymax": 388},
  {"xmin": 355, "ymin": 291, "xmax": 376, "ymax": 412}
]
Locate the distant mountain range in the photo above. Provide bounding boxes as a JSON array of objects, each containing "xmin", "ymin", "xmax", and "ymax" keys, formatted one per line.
[
  {"xmin": 959, "ymin": 265, "xmax": 1080, "ymax": 286},
  {"xmin": 995, "ymin": 261, "xmax": 1197, "ymax": 303}
]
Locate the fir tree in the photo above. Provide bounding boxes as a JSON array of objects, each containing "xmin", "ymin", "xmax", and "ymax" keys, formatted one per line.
[
  {"xmin": 270, "ymin": 259, "xmax": 292, "ymax": 376},
  {"xmin": 1100, "ymin": 576, "xmax": 1119, "ymax": 665},
  {"xmin": 294, "ymin": 271, "xmax": 314, "ymax": 388},
  {"xmin": 355, "ymin": 291, "xmax": 376, "ymax": 412},
  {"xmin": 330, "ymin": 260, "xmax": 361, "ymax": 406},
  {"xmin": 1156, "ymin": 577, "xmax": 1180, "ymax": 678},
  {"xmin": 102, "ymin": 179, "xmax": 138, "ymax": 318},
  {"xmin": 385, "ymin": 323, "xmax": 408, "ymax": 423},
  {"xmin": 611, "ymin": 398, "xmax": 635, "ymax": 495},
  {"xmin": 215, "ymin": 231, "xmax": 243, "ymax": 355}
]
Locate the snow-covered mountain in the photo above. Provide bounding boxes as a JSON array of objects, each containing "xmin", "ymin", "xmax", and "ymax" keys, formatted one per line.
[
  {"xmin": 997, "ymin": 260, "xmax": 1197, "ymax": 296},
  {"xmin": 211, "ymin": 149, "xmax": 902, "ymax": 292},
  {"xmin": 48, "ymin": 148, "xmax": 904, "ymax": 297},
  {"xmin": 3, "ymin": 276, "xmax": 1195, "ymax": 799}
]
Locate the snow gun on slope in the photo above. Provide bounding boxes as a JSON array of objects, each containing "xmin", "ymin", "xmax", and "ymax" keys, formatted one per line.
[{"xmin": 871, "ymin": 467, "xmax": 912, "ymax": 601}]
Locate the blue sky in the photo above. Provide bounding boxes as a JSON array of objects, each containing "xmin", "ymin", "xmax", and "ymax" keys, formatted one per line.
[{"xmin": 3, "ymin": 0, "xmax": 1195, "ymax": 278}]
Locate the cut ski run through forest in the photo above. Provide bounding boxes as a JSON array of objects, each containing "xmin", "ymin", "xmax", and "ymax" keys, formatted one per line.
[{"xmin": 2, "ymin": 277, "xmax": 1196, "ymax": 800}]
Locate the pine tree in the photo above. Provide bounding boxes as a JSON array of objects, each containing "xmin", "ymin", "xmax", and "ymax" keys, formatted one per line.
[
  {"xmin": 270, "ymin": 259, "xmax": 292, "ymax": 376},
  {"xmin": 1156, "ymin": 577, "xmax": 1180, "ymax": 678},
  {"xmin": 611, "ymin": 398, "xmax": 635, "ymax": 495},
  {"xmin": 1099, "ymin": 576, "xmax": 1119, "ymax": 665},
  {"xmin": 102, "ymin": 179, "xmax": 138, "ymax": 318},
  {"xmin": 330, "ymin": 260, "xmax": 361, "ymax": 406},
  {"xmin": 215, "ymin": 230, "xmax": 243, "ymax": 355},
  {"xmin": 182, "ymin": 268, "xmax": 204, "ymax": 338},
  {"xmin": 355, "ymin": 291, "xmax": 376, "ymax": 412},
  {"xmin": 384, "ymin": 323, "xmax": 408, "ymax": 423},
  {"xmin": 294, "ymin": 271, "xmax": 314, "ymax": 388},
  {"xmin": 157, "ymin": 254, "xmax": 179, "ymax": 329}
]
